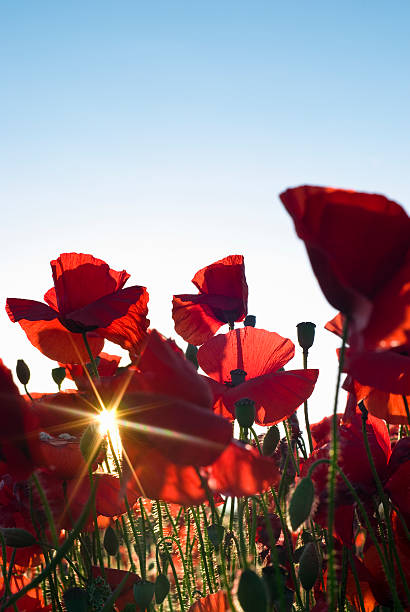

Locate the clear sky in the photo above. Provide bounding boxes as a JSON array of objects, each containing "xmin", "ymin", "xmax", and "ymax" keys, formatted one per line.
[{"xmin": 1, "ymin": 1, "xmax": 409, "ymax": 424}]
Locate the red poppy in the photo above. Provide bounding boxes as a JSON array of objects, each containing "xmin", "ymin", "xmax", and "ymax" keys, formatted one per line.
[
  {"xmin": 385, "ymin": 437, "xmax": 410, "ymax": 523},
  {"xmin": 280, "ymin": 186, "xmax": 410, "ymax": 352},
  {"xmin": 197, "ymin": 327, "xmax": 318, "ymax": 426},
  {"xmin": 0, "ymin": 360, "xmax": 36, "ymax": 480},
  {"xmin": 6, "ymin": 253, "xmax": 149, "ymax": 363},
  {"xmin": 351, "ymin": 379, "xmax": 410, "ymax": 425},
  {"xmin": 60, "ymin": 352, "xmax": 122, "ymax": 391},
  {"xmin": 172, "ymin": 255, "xmax": 248, "ymax": 345},
  {"xmin": 0, "ymin": 573, "xmax": 51, "ymax": 611}
]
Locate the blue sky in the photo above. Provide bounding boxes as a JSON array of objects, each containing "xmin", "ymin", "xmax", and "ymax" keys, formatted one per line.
[{"xmin": 1, "ymin": 1, "xmax": 409, "ymax": 422}]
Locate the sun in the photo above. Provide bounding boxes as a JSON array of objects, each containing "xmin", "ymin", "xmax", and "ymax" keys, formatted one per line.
[{"xmin": 96, "ymin": 408, "xmax": 122, "ymax": 472}]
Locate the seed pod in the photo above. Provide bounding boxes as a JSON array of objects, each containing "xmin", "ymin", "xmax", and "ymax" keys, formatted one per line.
[
  {"xmin": 154, "ymin": 573, "xmax": 170, "ymax": 604},
  {"xmin": 289, "ymin": 477, "xmax": 315, "ymax": 531},
  {"xmin": 52, "ymin": 366, "xmax": 66, "ymax": 389},
  {"xmin": 244, "ymin": 315, "xmax": 256, "ymax": 327},
  {"xmin": 299, "ymin": 542, "xmax": 320, "ymax": 591},
  {"xmin": 296, "ymin": 322, "xmax": 316, "ymax": 351},
  {"xmin": 262, "ymin": 425, "xmax": 280, "ymax": 456},
  {"xmin": 16, "ymin": 360, "xmax": 30, "ymax": 386},
  {"xmin": 237, "ymin": 568, "xmax": 268, "ymax": 611},
  {"xmin": 0, "ymin": 528, "xmax": 37, "ymax": 548},
  {"xmin": 103, "ymin": 525, "xmax": 119, "ymax": 556},
  {"xmin": 63, "ymin": 587, "xmax": 88, "ymax": 612},
  {"xmin": 235, "ymin": 398, "xmax": 255, "ymax": 429},
  {"xmin": 133, "ymin": 581, "xmax": 155, "ymax": 610}
]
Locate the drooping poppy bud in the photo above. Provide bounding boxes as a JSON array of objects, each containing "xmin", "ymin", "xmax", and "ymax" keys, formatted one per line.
[
  {"xmin": 244, "ymin": 315, "xmax": 256, "ymax": 327},
  {"xmin": 63, "ymin": 587, "xmax": 89, "ymax": 612},
  {"xmin": 133, "ymin": 581, "xmax": 155, "ymax": 610},
  {"xmin": 207, "ymin": 524, "xmax": 226, "ymax": 551},
  {"xmin": 237, "ymin": 569, "xmax": 268, "ymax": 612},
  {"xmin": 0, "ymin": 527, "xmax": 37, "ymax": 548},
  {"xmin": 185, "ymin": 344, "xmax": 199, "ymax": 370},
  {"xmin": 296, "ymin": 322, "xmax": 316, "ymax": 351},
  {"xmin": 154, "ymin": 573, "xmax": 170, "ymax": 604},
  {"xmin": 262, "ymin": 426, "xmax": 280, "ymax": 456},
  {"xmin": 289, "ymin": 477, "xmax": 315, "ymax": 531},
  {"xmin": 235, "ymin": 398, "xmax": 256, "ymax": 429},
  {"xmin": 52, "ymin": 366, "xmax": 66, "ymax": 390},
  {"xmin": 103, "ymin": 525, "xmax": 119, "ymax": 556},
  {"xmin": 16, "ymin": 359, "xmax": 30, "ymax": 386},
  {"xmin": 298, "ymin": 542, "xmax": 320, "ymax": 591}
]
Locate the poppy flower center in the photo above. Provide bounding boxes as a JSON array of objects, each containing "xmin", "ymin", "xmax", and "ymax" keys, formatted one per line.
[{"xmin": 229, "ymin": 369, "xmax": 247, "ymax": 387}]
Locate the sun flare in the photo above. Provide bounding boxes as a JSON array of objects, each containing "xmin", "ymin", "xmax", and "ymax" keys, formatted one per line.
[{"xmin": 96, "ymin": 408, "xmax": 122, "ymax": 472}]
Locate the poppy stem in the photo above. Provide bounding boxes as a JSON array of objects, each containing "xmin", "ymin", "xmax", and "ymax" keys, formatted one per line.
[
  {"xmin": 402, "ymin": 395, "xmax": 410, "ymax": 427},
  {"xmin": 81, "ymin": 332, "xmax": 99, "ymax": 378},
  {"xmin": 302, "ymin": 349, "xmax": 314, "ymax": 454},
  {"xmin": 327, "ymin": 316, "xmax": 349, "ymax": 610}
]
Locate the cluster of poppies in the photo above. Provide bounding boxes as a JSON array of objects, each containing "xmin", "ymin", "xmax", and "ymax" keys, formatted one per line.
[{"xmin": 0, "ymin": 185, "xmax": 408, "ymax": 611}]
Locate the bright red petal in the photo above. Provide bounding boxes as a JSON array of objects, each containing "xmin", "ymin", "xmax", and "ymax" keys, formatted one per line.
[
  {"xmin": 51, "ymin": 252, "xmax": 130, "ymax": 314},
  {"xmin": 197, "ymin": 328, "xmax": 295, "ymax": 382},
  {"xmin": 6, "ymin": 298, "xmax": 58, "ymax": 322},
  {"xmin": 15, "ymin": 317, "xmax": 104, "ymax": 363},
  {"xmin": 222, "ymin": 369, "xmax": 319, "ymax": 426},
  {"xmin": 344, "ymin": 349, "xmax": 410, "ymax": 395},
  {"xmin": 192, "ymin": 255, "xmax": 247, "ymax": 303},
  {"xmin": 205, "ymin": 441, "xmax": 280, "ymax": 497},
  {"xmin": 188, "ymin": 591, "xmax": 229, "ymax": 612},
  {"xmin": 172, "ymin": 294, "xmax": 224, "ymax": 345}
]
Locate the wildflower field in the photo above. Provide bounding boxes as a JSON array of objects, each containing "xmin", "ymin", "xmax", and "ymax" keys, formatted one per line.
[{"xmin": 1, "ymin": 186, "xmax": 409, "ymax": 611}]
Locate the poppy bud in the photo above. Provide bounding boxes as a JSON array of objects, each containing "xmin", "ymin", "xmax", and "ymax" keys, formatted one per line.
[
  {"xmin": 235, "ymin": 398, "xmax": 255, "ymax": 429},
  {"xmin": 207, "ymin": 524, "xmax": 225, "ymax": 551},
  {"xmin": 154, "ymin": 573, "xmax": 170, "ymax": 604},
  {"xmin": 80, "ymin": 424, "xmax": 105, "ymax": 465},
  {"xmin": 237, "ymin": 569, "xmax": 268, "ymax": 612},
  {"xmin": 63, "ymin": 587, "xmax": 88, "ymax": 612},
  {"xmin": 133, "ymin": 581, "xmax": 155, "ymax": 610},
  {"xmin": 52, "ymin": 366, "xmax": 66, "ymax": 390},
  {"xmin": 230, "ymin": 368, "xmax": 247, "ymax": 386},
  {"xmin": 289, "ymin": 477, "xmax": 315, "ymax": 531},
  {"xmin": 262, "ymin": 426, "xmax": 280, "ymax": 456},
  {"xmin": 296, "ymin": 322, "xmax": 316, "ymax": 351},
  {"xmin": 16, "ymin": 359, "xmax": 30, "ymax": 386},
  {"xmin": 244, "ymin": 315, "xmax": 256, "ymax": 327},
  {"xmin": 0, "ymin": 527, "xmax": 37, "ymax": 548},
  {"xmin": 103, "ymin": 525, "xmax": 119, "ymax": 556},
  {"xmin": 298, "ymin": 542, "xmax": 320, "ymax": 591},
  {"xmin": 185, "ymin": 344, "xmax": 199, "ymax": 370}
]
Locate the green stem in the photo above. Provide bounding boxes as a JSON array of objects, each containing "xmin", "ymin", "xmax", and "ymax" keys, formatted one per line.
[
  {"xmin": 303, "ymin": 349, "xmax": 314, "ymax": 453},
  {"xmin": 81, "ymin": 331, "xmax": 99, "ymax": 377}
]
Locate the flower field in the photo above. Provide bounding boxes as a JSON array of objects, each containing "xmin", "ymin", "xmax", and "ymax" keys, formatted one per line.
[{"xmin": 0, "ymin": 186, "xmax": 409, "ymax": 611}]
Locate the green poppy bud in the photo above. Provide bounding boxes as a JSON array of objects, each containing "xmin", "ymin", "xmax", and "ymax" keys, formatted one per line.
[
  {"xmin": 299, "ymin": 542, "xmax": 320, "ymax": 591},
  {"xmin": 52, "ymin": 366, "xmax": 66, "ymax": 389},
  {"xmin": 103, "ymin": 525, "xmax": 119, "ymax": 556},
  {"xmin": 133, "ymin": 581, "xmax": 155, "ymax": 610},
  {"xmin": 16, "ymin": 360, "xmax": 30, "ymax": 386},
  {"xmin": 154, "ymin": 573, "xmax": 170, "ymax": 604},
  {"xmin": 244, "ymin": 315, "xmax": 256, "ymax": 327},
  {"xmin": 0, "ymin": 528, "xmax": 37, "ymax": 548},
  {"xmin": 237, "ymin": 569, "xmax": 268, "ymax": 611},
  {"xmin": 63, "ymin": 587, "xmax": 88, "ymax": 612},
  {"xmin": 80, "ymin": 424, "xmax": 105, "ymax": 465},
  {"xmin": 185, "ymin": 344, "xmax": 199, "ymax": 370},
  {"xmin": 207, "ymin": 524, "xmax": 225, "ymax": 551},
  {"xmin": 234, "ymin": 398, "xmax": 255, "ymax": 429},
  {"xmin": 289, "ymin": 477, "xmax": 315, "ymax": 531},
  {"xmin": 262, "ymin": 425, "xmax": 280, "ymax": 456},
  {"xmin": 296, "ymin": 322, "xmax": 316, "ymax": 351}
]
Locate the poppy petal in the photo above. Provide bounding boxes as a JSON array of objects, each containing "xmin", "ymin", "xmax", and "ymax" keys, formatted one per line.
[
  {"xmin": 222, "ymin": 369, "xmax": 319, "ymax": 426},
  {"xmin": 192, "ymin": 254, "xmax": 247, "ymax": 302},
  {"xmin": 6, "ymin": 298, "xmax": 58, "ymax": 322},
  {"xmin": 172, "ymin": 294, "xmax": 224, "ymax": 345},
  {"xmin": 51, "ymin": 252, "xmax": 130, "ymax": 314},
  {"xmin": 198, "ymin": 328, "xmax": 295, "ymax": 382},
  {"xmin": 344, "ymin": 349, "xmax": 410, "ymax": 395}
]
